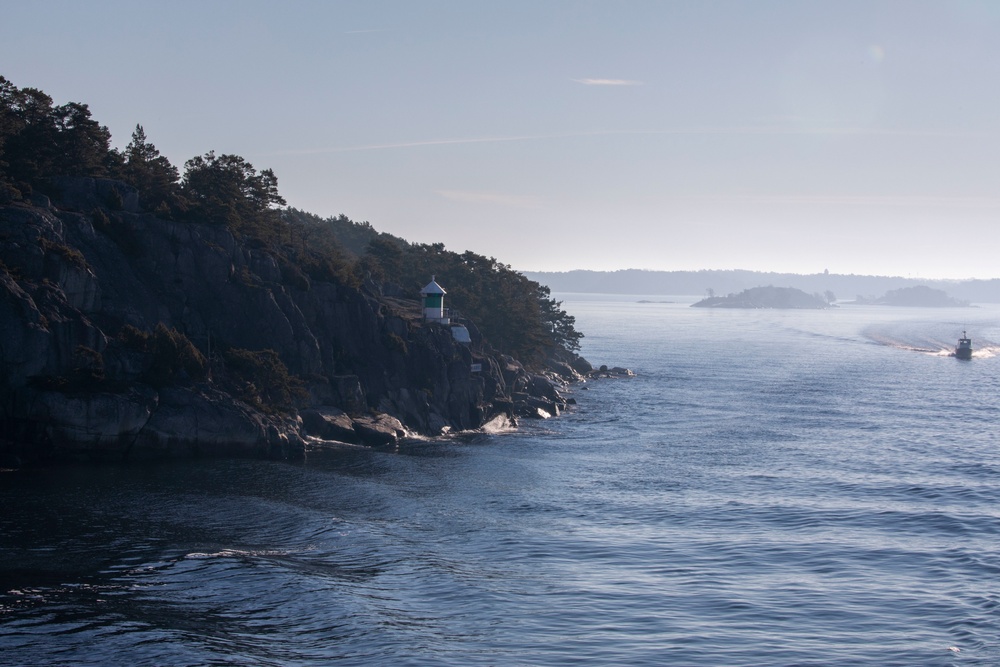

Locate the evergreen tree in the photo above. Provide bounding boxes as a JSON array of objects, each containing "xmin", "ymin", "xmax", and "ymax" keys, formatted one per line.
[
  {"xmin": 181, "ymin": 151, "xmax": 286, "ymax": 236},
  {"xmin": 0, "ymin": 80, "xmax": 58, "ymax": 187},
  {"xmin": 0, "ymin": 77, "xmax": 114, "ymax": 190},
  {"xmin": 48, "ymin": 101, "xmax": 113, "ymax": 176},
  {"xmin": 122, "ymin": 124, "xmax": 181, "ymax": 213}
]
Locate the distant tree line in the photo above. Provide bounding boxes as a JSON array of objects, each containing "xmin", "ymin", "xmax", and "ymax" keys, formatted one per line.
[{"xmin": 0, "ymin": 75, "xmax": 582, "ymax": 363}]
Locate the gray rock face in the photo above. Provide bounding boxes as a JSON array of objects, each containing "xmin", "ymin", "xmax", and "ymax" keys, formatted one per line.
[
  {"xmin": 352, "ymin": 414, "xmax": 408, "ymax": 447},
  {"xmin": 47, "ymin": 176, "xmax": 140, "ymax": 214},
  {"xmin": 300, "ymin": 406, "xmax": 358, "ymax": 443},
  {"xmin": 9, "ymin": 386, "xmax": 157, "ymax": 461},
  {"xmin": 0, "ymin": 273, "xmax": 51, "ymax": 387},
  {"xmin": 527, "ymin": 374, "xmax": 562, "ymax": 402},
  {"xmin": 1, "ymin": 178, "xmax": 596, "ymax": 463},
  {"xmin": 132, "ymin": 387, "xmax": 302, "ymax": 460}
]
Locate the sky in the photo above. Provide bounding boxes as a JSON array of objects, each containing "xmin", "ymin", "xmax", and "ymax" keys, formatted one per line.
[{"xmin": 3, "ymin": 0, "xmax": 1000, "ymax": 279}]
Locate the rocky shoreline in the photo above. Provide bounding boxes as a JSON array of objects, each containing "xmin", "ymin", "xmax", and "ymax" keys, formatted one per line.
[
  {"xmin": 0, "ymin": 178, "xmax": 631, "ymax": 466},
  {"xmin": 0, "ymin": 361, "xmax": 632, "ymax": 468}
]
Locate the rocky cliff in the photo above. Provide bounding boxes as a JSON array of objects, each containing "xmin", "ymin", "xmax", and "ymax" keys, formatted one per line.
[{"xmin": 0, "ymin": 178, "xmax": 591, "ymax": 464}]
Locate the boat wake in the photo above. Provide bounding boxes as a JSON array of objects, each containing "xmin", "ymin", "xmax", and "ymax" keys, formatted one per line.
[
  {"xmin": 970, "ymin": 345, "xmax": 1000, "ymax": 359},
  {"xmin": 864, "ymin": 329, "xmax": 952, "ymax": 355},
  {"xmin": 862, "ymin": 323, "xmax": 998, "ymax": 358}
]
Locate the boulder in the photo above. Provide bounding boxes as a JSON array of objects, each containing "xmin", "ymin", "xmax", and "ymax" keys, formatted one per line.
[
  {"xmin": 527, "ymin": 374, "xmax": 562, "ymax": 402},
  {"xmin": 131, "ymin": 387, "xmax": 275, "ymax": 459},
  {"xmin": 300, "ymin": 406, "xmax": 358, "ymax": 442},
  {"xmin": 511, "ymin": 392, "xmax": 560, "ymax": 419},
  {"xmin": 521, "ymin": 406, "xmax": 553, "ymax": 419},
  {"xmin": 480, "ymin": 412, "xmax": 515, "ymax": 432},
  {"xmin": 545, "ymin": 359, "xmax": 580, "ymax": 381},
  {"xmin": 526, "ymin": 395, "xmax": 560, "ymax": 417},
  {"xmin": 569, "ymin": 355, "xmax": 593, "ymax": 375},
  {"xmin": 352, "ymin": 413, "xmax": 407, "ymax": 447}
]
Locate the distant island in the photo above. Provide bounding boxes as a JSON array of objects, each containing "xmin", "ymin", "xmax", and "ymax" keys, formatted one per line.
[
  {"xmin": 854, "ymin": 285, "xmax": 970, "ymax": 307},
  {"xmin": 691, "ymin": 286, "xmax": 831, "ymax": 309},
  {"xmin": 523, "ymin": 269, "xmax": 1000, "ymax": 304}
]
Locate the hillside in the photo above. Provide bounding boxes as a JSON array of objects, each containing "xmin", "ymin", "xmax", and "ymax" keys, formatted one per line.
[{"xmin": 0, "ymin": 76, "xmax": 592, "ymax": 464}]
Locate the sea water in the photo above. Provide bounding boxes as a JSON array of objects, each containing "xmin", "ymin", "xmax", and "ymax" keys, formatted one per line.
[{"xmin": 2, "ymin": 296, "xmax": 1000, "ymax": 666}]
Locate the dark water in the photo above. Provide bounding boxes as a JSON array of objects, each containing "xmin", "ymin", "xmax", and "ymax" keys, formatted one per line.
[{"xmin": 3, "ymin": 297, "xmax": 1000, "ymax": 666}]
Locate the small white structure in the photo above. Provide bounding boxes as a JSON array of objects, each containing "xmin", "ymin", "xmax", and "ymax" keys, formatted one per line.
[{"xmin": 420, "ymin": 276, "xmax": 449, "ymax": 324}]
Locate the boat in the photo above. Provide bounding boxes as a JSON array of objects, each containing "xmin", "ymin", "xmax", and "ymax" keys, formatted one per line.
[{"xmin": 955, "ymin": 331, "xmax": 973, "ymax": 360}]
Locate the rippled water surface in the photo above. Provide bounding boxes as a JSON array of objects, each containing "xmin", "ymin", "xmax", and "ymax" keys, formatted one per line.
[{"xmin": 3, "ymin": 297, "xmax": 1000, "ymax": 666}]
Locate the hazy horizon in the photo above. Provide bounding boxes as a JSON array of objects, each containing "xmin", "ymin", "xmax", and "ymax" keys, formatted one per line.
[
  {"xmin": 524, "ymin": 266, "xmax": 998, "ymax": 282},
  {"xmin": 4, "ymin": 1, "xmax": 1000, "ymax": 280}
]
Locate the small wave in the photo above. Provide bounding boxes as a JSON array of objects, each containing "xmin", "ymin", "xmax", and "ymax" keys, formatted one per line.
[
  {"xmin": 185, "ymin": 548, "xmax": 295, "ymax": 560},
  {"xmin": 479, "ymin": 413, "xmax": 517, "ymax": 434},
  {"xmin": 303, "ymin": 436, "xmax": 369, "ymax": 451}
]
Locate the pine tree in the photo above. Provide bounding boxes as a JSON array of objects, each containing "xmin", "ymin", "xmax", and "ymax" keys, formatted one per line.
[{"xmin": 122, "ymin": 124, "xmax": 181, "ymax": 213}]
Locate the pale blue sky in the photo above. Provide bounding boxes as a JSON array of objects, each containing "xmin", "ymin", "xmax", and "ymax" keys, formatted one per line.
[{"xmin": 4, "ymin": 1, "xmax": 1000, "ymax": 278}]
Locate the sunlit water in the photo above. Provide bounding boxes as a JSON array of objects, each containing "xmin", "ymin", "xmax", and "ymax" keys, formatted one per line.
[{"xmin": 3, "ymin": 297, "xmax": 1000, "ymax": 666}]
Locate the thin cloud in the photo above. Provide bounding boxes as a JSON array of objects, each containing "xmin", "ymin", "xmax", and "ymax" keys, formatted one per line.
[
  {"xmin": 265, "ymin": 129, "xmax": 760, "ymax": 156},
  {"xmin": 573, "ymin": 78, "xmax": 644, "ymax": 86},
  {"xmin": 672, "ymin": 194, "xmax": 1000, "ymax": 208},
  {"xmin": 437, "ymin": 190, "xmax": 543, "ymax": 208},
  {"xmin": 266, "ymin": 126, "xmax": 988, "ymax": 156},
  {"xmin": 269, "ymin": 132, "xmax": 607, "ymax": 155}
]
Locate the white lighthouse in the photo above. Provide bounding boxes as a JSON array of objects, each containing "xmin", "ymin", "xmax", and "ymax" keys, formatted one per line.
[{"xmin": 420, "ymin": 276, "xmax": 449, "ymax": 324}]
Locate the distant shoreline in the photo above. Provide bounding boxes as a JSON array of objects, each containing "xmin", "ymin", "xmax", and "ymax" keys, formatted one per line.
[{"xmin": 524, "ymin": 269, "xmax": 1000, "ymax": 304}]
